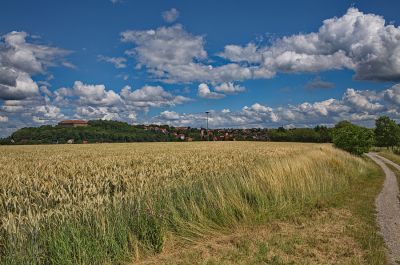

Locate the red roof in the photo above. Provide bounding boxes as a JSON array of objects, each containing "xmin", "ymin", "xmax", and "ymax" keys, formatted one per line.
[{"xmin": 58, "ymin": 120, "xmax": 88, "ymax": 124}]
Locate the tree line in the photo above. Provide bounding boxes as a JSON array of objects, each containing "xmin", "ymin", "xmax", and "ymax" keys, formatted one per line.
[
  {"xmin": 0, "ymin": 120, "xmax": 177, "ymax": 144},
  {"xmin": 1, "ymin": 117, "xmax": 399, "ymax": 157},
  {"xmin": 333, "ymin": 116, "xmax": 400, "ymax": 155},
  {"xmin": 0, "ymin": 121, "xmax": 334, "ymax": 145}
]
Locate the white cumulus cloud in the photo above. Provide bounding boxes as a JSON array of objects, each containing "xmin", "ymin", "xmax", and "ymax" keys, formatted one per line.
[
  {"xmin": 197, "ymin": 83, "xmax": 225, "ymax": 99},
  {"xmin": 214, "ymin": 82, "xmax": 245, "ymax": 94},
  {"xmin": 0, "ymin": 31, "xmax": 69, "ymax": 100},
  {"xmin": 162, "ymin": 8, "xmax": 179, "ymax": 23},
  {"xmin": 97, "ymin": 55, "xmax": 127, "ymax": 68}
]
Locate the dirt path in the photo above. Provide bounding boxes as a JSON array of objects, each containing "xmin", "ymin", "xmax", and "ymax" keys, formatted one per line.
[{"xmin": 366, "ymin": 153, "xmax": 400, "ymax": 264}]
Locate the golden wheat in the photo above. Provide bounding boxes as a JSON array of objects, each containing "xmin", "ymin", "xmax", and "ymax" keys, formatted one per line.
[{"xmin": 0, "ymin": 142, "xmax": 370, "ymax": 264}]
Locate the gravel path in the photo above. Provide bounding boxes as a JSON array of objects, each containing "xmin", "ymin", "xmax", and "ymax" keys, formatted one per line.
[{"xmin": 366, "ymin": 153, "xmax": 400, "ymax": 264}]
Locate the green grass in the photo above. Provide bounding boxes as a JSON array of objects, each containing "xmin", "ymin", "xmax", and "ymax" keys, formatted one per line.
[
  {"xmin": 337, "ymin": 156, "xmax": 387, "ymax": 264},
  {"xmin": 379, "ymin": 149, "xmax": 400, "ymax": 165},
  {"xmin": 134, "ymin": 156, "xmax": 387, "ymax": 264},
  {"xmin": 378, "ymin": 149, "xmax": 400, "ymax": 194}
]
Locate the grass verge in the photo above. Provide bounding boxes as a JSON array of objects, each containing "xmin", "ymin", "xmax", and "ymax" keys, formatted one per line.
[
  {"xmin": 378, "ymin": 149, "xmax": 400, "ymax": 165},
  {"xmin": 378, "ymin": 150, "xmax": 400, "ymax": 195},
  {"xmin": 136, "ymin": 156, "xmax": 387, "ymax": 265}
]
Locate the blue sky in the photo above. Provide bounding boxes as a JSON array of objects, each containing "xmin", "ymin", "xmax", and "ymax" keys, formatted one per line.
[{"xmin": 0, "ymin": 0, "xmax": 400, "ymax": 136}]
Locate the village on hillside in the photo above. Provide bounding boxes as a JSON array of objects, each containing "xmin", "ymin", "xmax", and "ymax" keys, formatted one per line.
[{"xmin": 1, "ymin": 119, "xmax": 333, "ymax": 144}]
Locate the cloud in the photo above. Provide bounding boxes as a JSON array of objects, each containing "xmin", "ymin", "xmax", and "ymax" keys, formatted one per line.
[
  {"xmin": 116, "ymin": 74, "xmax": 129, "ymax": 81},
  {"xmin": 219, "ymin": 43, "xmax": 261, "ymax": 63},
  {"xmin": 153, "ymin": 83, "xmax": 400, "ymax": 128},
  {"xmin": 33, "ymin": 104, "xmax": 64, "ymax": 122},
  {"xmin": 305, "ymin": 76, "xmax": 335, "ymax": 90},
  {"xmin": 31, "ymin": 81, "xmax": 191, "ymax": 124},
  {"xmin": 3, "ymin": 82, "xmax": 400, "ymax": 137},
  {"xmin": 342, "ymin": 88, "xmax": 384, "ymax": 112},
  {"xmin": 50, "ymin": 81, "xmax": 191, "ymax": 114},
  {"xmin": 121, "ymin": 85, "xmax": 191, "ymax": 108},
  {"xmin": 153, "ymin": 111, "xmax": 203, "ymax": 126},
  {"xmin": 97, "ymin": 55, "xmax": 127, "ymax": 68},
  {"xmin": 0, "ymin": 72, "xmax": 39, "ymax": 100},
  {"xmin": 162, "ymin": 8, "xmax": 179, "ymax": 23},
  {"xmin": 197, "ymin": 82, "xmax": 245, "ymax": 99},
  {"xmin": 122, "ymin": 24, "xmax": 207, "ymax": 68},
  {"xmin": 72, "ymin": 81, "xmax": 122, "ymax": 106},
  {"xmin": 128, "ymin": 112, "xmax": 137, "ymax": 122},
  {"xmin": 0, "ymin": 31, "xmax": 70, "ymax": 100},
  {"xmin": 40, "ymin": 85, "xmax": 53, "ymax": 97},
  {"xmin": 245, "ymin": 103, "xmax": 279, "ymax": 122},
  {"xmin": 0, "ymin": 67, "xmax": 18, "ymax": 87},
  {"xmin": 1, "ymin": 31, "xmax": 69, "ymax": 74},
  {"xmin": 121, "ymin": 8, "xmax": 400, "ymax": 84},
  {"xmin": 121, "ymin": 25, "xmax": 254, "ymax": 83},
  {"xmin": 4, "ymin": 8, "xmax": 400, "ymax": 136},
  {"xmin": 0, "ymin": 95, "xmax": 64, "ymax": 127},
  {"xmin": 0, "ymin": 115, "xmax": 8, "ymax": 122},
  {"xmin": 53, "ymin": 81, "xmax": 122, "ymax": 107},
  {"xmin": 0, "ymin": 94, "xmax": 69, "ymax": 135},
  {"xmin": 62, "ymin": 61, "xmax": 76, "ymax": 69},
  {"xmin": 75, "ymin": 106, "xmax": 120, "ymax": 120},
  {"xmin": 384, "ymin": 84, "xmax": 400, "ymax": 105},
  {"xmin": 197, "ymin": 83, "xmax": 225, "ymax": 99},
  {"xmin": 159, "ymin": 110, "xmax": 181, "ymax": 120},
  {"xmin": 222, "ymin": 8, "xmax": 400, "ymax": 82},
  {"xmin": 214, "ymin": 82, "xmax": 245, "ymax": 93}
]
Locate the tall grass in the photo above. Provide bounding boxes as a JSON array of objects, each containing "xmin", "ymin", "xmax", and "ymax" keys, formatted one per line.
[
  {"xmin": 0, "ymin": 142, "xmax": 371, "ymax": 264},
  {"xmin": 378, "ymin": 148, "xmax": 400, "ymax": 165}
]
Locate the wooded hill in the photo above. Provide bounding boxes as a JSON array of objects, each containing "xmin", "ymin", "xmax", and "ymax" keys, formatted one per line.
[{"xmin": 1, "ymin": 120, "xmax": 333, "ymax": 144}]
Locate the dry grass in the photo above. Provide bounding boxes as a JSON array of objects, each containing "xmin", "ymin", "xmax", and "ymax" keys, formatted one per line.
[
  {"xmin": 378, "ymin": 149, "xmax": 400, "ymax": 165},
  {"xmin": 138, "ymin": 209, "xmax": 364, "ymax": 265},
  {"xmin": 0, "ymin": 142, "xmax": 383, "ymax": 264}
]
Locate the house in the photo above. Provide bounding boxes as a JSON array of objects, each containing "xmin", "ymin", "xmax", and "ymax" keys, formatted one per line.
[{"xmin": 58, "ymin": 120, "xmax": 88, "ymax": 127}]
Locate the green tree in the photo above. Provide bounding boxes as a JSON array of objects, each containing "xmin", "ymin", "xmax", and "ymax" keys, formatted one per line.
[
  {"xmin": 333, "ymin": 122, "xmax": 374, "ymax": 155},
  {"xmin": 334, "ymin": 120, "xmax": 353, "ymax": 129},
  {"xmin": 375, "ymin": 116, "xmax": 400, "ymax": 148}
]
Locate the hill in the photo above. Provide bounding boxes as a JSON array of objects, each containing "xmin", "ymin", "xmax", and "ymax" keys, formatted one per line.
[{"xmin": 0, "ymin": 120, "xmax": 334, "ymax": 144}]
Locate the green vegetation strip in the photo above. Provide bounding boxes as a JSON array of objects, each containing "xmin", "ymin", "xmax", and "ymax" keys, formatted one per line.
[
  {"xmin": 378, "ymin": 150, "xmax": 400, "ymax": 200},
  {"xmin": 139, "ymin": 157, "xmax": 387, "ymax": 264},
  {"xmin": 379, "ymin": 150, "xmax": 400, "ymax": 166}
]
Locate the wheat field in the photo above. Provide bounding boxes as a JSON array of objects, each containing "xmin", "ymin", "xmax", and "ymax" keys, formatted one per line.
[{"xmin": 0, "ymin": 142, "xmax": 373, "ymax": 264}]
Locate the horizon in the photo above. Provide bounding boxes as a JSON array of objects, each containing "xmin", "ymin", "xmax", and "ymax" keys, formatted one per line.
[
  {"xmin": 1, "ymin": 0, "xmax": 400, "ymax": 137},
  {"xmin": 2, "ymin": 117, "xmax": 379, "ymax": 138}
]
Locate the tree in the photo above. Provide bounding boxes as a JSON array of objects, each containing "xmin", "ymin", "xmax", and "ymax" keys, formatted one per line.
[
  {"xmin": 334, "ymin": 120, "xmax": 353, "ymax": 130},
  {"xmin": 375, "ymin": 116, "xmax": 400, "ymax": 148},
  {"xmin": 333, "ymin": 122, "xmax": 374, "ymax": 155}
]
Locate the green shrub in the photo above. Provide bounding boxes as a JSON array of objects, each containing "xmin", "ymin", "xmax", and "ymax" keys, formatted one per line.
[{"xmin": 333, "ymin": 122, "xmax": 374, "ymax": 155}]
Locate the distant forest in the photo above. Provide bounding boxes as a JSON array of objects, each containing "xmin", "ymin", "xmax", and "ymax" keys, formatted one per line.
[{"xmin": 0, "ymin": 119, "xmax": 333, "ymax": 144}]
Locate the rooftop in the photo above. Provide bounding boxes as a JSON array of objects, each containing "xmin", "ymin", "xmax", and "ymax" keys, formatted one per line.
[{"xmin": 58, "ymin": 120, "xmax": 88, "ymax": 124}]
